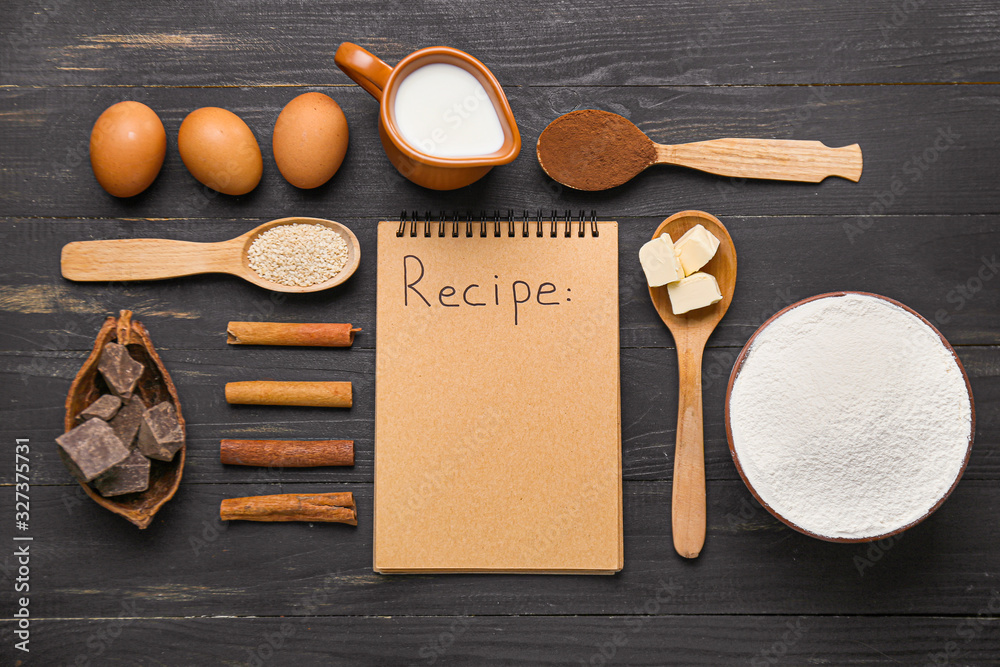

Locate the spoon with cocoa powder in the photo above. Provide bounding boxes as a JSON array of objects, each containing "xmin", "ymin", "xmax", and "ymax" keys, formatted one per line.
[{"xmin": 536, "ymin": 109, "xmax": 863, "ymax": 190}]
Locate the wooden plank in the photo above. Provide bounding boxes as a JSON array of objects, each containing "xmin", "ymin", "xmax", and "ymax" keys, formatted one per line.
[
  {"xmin": 1, "ymin": 85, "xmax": 996, "ymax": 218},
  {"xmin": 2, "ymin": 0, "xmax": 999, "ymax": 86},
  {"xmin": 0, "ymin": 216, "xmax": 997, "ymax": 353},
  {"xmin": 1, "ymin": 215, "xmax": 996, "ymax": 485},
  {"xmin": 0, "ymin": 346, "xmax": 376, "ymax": 484},
  {"xmin": 3, "ymin": 481, "xmax": 1000, "ymax": 618},
  {"xmin": 2, "ymin": 0, "xmax": 997, "ymax": 658},
  {"xmin": 8, "ymin": 615, "xmax": 1000, "ymax": 666},
  {"xmin": 2, "ymin": 342, "xmax": 996, "ymax": 486}
]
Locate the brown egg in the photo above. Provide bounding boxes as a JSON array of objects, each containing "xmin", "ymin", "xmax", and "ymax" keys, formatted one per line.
[
  {"xmin": 177, "ymin": 107, "xmax": 263, "ymax": 195},
  {"xmin": 272, "ymin": 92, "xmax": 349, "ymax": 189},
  {"xmin": 90, "ymin": 101, "xmax": 166, "ymax": 198}
]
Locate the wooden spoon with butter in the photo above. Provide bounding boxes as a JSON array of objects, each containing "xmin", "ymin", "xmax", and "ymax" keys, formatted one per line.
[
  {"xmin": 536, "ymin": 109, "xmax": 862, "ymax": 190},
  {"xmin": 648, "ymin": 210, "xmax": 737, "ymax": 559}
]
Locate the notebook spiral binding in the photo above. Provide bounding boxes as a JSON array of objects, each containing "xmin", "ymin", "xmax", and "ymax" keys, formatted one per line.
[{"xmin": 396, "ymin": 209, "xmax": 600, "ymax": 239}]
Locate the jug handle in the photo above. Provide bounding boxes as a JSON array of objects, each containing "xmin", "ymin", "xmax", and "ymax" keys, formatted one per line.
[{"xmin": 334, "ymin": 42, "xmax": 393, "ymax": 101}]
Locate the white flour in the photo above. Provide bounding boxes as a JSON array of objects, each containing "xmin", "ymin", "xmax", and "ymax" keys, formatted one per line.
[{"xmin": 729, "ymin": 293, "xmax": 973, "ymax": 539}]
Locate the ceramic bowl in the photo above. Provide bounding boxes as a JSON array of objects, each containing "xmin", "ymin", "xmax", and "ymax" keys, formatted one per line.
[{"xmin": 724, "ymin": 291, "xmax": 975, "ymax": 543}]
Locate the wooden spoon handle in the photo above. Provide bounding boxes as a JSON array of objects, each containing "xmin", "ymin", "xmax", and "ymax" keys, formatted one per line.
[
  {"xmin": 673, "ymin": 344, "xmax": 707, "ymax": 558},
  {"xmin": 61, "ymin": 238, "xmax": 238, "ymax": 282},
  {"xmin": 655, "ymin": 139, "xmax": 863, "ymax": 183}
]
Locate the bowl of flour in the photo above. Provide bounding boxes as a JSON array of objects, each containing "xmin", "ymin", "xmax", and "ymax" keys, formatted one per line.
[{"xmin": 725, "ymin": 292, "xmax": 974, "ymax": 542}]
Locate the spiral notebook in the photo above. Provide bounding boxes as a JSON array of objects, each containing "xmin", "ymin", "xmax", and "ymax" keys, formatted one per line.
[{"xmin": 375, "ymin": 211, "xmax": 622, "ymax": 574}]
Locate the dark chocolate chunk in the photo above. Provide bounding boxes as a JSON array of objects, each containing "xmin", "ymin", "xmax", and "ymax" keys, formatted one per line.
[
  {"xmin": 93, "ymin": 450, "xmax": 151, "ymax": 496},
  {"xmin": 110, "ymin": 396, "xmax": 146, "ymax": 447},
  {"xmin": 137, "ymin": 402, "xmax": 184, "ymax": 461},
  {"xmin": 56, "ymin": 418, "xmax": 131, "ymax": 482},
  {"xmin": 78, "ymin": 394, "xmax": 122, "ymax": 422},
  {"xmin": 98, "ymin": 342, "xmax": 144, "ymax": 398}
]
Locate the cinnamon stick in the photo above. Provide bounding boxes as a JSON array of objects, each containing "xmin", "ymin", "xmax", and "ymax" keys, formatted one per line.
[
  {"xmin": 227, "ymin": 322, "xmax": 360, "ymax": 347},
  {"xmin": 225, "ymin": 381, "xmax": 352, "ymax": 407},
  {"xmin": 220, "ymin": 492, "xmax": 357, "ymax": 524},
  {"xmin": 221, "ymin": 439, "xmax": 354, "ymax": 467}
]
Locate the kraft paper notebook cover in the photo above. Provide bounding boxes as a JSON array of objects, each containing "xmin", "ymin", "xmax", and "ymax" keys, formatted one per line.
[{"xmin": 375, "ymin": 214, "xmax": 622, "ymax": 574}]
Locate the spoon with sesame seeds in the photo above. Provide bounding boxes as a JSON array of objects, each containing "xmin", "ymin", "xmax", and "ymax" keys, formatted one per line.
[{"xmin": 60, "ymin": 217, "xmax": 360, "ymax": 293}]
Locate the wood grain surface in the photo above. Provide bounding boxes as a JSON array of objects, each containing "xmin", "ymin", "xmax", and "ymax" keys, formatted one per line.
[
  {"xmin": 3, "ymin": 85, "xmax": 996, "ymax": 218},
  {"xmin": 15, "ymin": 615, "xmax": 1000, "ymax": 666},
  {"xmin": 1, "ymin": 0, "xmax": 999, "ymax": 664}
]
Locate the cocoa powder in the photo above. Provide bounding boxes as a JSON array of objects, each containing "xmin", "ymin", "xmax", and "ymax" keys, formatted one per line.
[{"xmin": 536, "ymin": 109, "xmax": 655, "ymax": 190}]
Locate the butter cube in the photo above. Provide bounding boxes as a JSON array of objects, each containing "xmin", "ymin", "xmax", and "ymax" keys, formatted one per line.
[
  {"xmin": 667, "ymin": 272, "xmax": 723, "ymax": 315},
  {"xmin": 639, "ymin": 234, "xmax": 684, "ymax": 287},
  {"xmin": 674, "ymin": 224, "xmax": 720, "ymax": 276}
]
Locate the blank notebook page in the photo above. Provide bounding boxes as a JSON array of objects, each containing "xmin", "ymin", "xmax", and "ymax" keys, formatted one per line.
[{"xmin": 374, "ymin": 219, "xmax": 622, "ymax": 573}]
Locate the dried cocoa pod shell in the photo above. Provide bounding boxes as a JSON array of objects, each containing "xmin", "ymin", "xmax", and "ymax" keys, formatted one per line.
[{"xmin": 63, "ymin": 310, "xmax": 185, "ymax": 528}]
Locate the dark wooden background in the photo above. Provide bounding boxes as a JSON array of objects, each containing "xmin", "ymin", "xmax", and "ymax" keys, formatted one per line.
[{"xmin": 2, "ymin": 1, "xmax": 999, "ymax": 664}]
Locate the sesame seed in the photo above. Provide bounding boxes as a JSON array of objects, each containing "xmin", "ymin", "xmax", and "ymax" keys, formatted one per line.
[{"xmin": 247, "ymin": 223, "xmax": 349, "ymax": 287}]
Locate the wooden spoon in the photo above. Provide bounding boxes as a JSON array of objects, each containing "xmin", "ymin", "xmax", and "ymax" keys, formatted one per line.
[
  {"xmin": 537, "ymin": 109, "xmax": 863, "ymax": 190},
  {"xmin": 648, "ymin": 210, "xmax": 737, "ymax": 558},
  {"xmin": 61, "ymin": 217, "xmax": 360, "ymax": 293}
]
